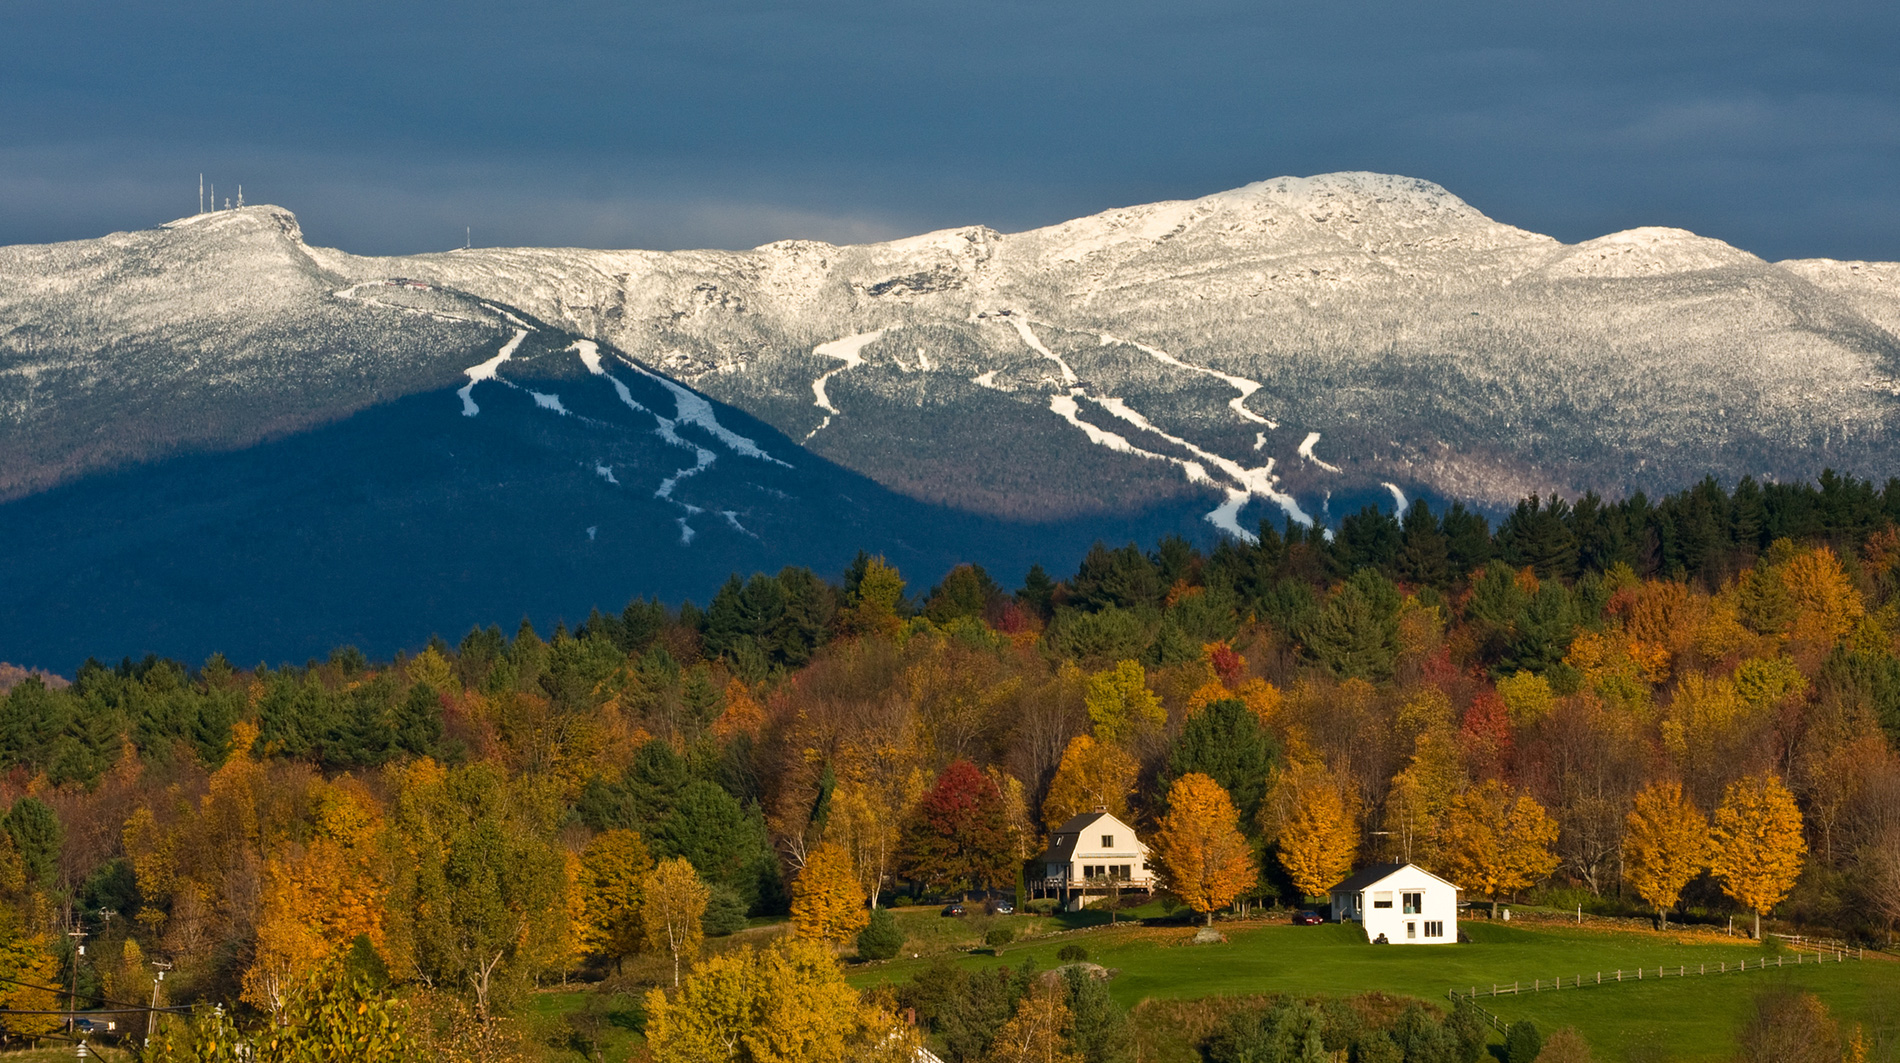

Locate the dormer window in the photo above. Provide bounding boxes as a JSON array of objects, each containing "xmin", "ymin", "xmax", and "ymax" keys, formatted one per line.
[{"xmin": 1102, "ymin": 834, "xmax": 1114, "ymax": 848}]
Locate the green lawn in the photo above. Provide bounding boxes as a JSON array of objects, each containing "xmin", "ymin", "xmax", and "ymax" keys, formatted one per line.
[{"xmin": 850, "ymin": 917, "xmax": 1900, "ymax": 1060}]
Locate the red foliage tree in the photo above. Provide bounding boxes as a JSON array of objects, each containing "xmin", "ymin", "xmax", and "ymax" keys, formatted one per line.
[
  {"xmin": 1460, "ymin": 690, "xmax": 1514, "ymax": 781},
  {"xmin": 897, "ymin": 759, "xmax": 1018, "ymax": 898}
]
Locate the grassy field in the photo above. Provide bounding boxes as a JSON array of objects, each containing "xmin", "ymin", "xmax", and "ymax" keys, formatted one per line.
[{"xmin": 850, "ymin": 914, "xmax": 1900, "ymax": 1061}]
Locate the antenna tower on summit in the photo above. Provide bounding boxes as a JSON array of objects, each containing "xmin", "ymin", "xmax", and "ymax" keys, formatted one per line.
[
  {"xmin": 237, "ymin": 185, "xmax": 243, "ymax": 208},
  {"xmin": 199, "ymin": 174, "xmax": 204, "ymax": 214}
]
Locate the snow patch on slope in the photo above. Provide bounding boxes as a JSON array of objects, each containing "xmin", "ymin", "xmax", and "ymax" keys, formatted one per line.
[{"xmin": 457, "ymin": 329, "xmax": 528, "ymax": 416}]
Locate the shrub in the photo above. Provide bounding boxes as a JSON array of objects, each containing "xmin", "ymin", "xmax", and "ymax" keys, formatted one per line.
[
  {"xmin": 1506, "ymin": 1021, "xmax": 1544, "ymax": 1063},
  {"xmin": 701, "ymin": 884, "xmax": 749, "ymax": 937},
  {"xmin": 985, "ymin": 926, "xmax": 1016, "ymax": 948},
  {"xmin": 1057, "ymin": 944, "xmax": 1090, "ymax": 964},
  {"xmin": 857, "ymin": 906, "xmax": 904, "ymax": 961}
]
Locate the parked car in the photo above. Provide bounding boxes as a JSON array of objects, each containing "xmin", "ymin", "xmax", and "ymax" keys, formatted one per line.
[
  {"xmin": 990, "ymin": 901, "xmax": 1015, "ymax": 915},
  {"xmin": 1291, "ymin": 910, "xmax": 1325, "ymax": 925},
  {"xmin": 941, "ymin": 903, "xmax": 967, "ymax": 917}
]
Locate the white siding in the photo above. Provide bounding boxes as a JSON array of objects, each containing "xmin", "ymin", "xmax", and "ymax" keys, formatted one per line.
[{"xmin": 1332, "ymin": 866, "xmax": 1458, "ymax": 945}]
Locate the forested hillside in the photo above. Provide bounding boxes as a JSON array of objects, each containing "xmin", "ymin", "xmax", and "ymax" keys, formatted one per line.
[{"xmin": 1, "ymin": 471, "xmax": 1898, "ymax": 1059}]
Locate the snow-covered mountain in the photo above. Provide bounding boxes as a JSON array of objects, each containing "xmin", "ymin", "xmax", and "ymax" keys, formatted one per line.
[
  {"xmin": 316, "ymin": 174, "xmax": 1900, "ymax": 526},
  {"xmin": 2, "ymin": 171, "xmax": 1898, "ymax": 661}
]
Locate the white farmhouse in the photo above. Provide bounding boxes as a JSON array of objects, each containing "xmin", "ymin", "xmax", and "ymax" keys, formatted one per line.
[
  {"xmin": 1327, "ymin": 863, "xmax": 1460, "ymax": 944},
  {"xmin": 1036, "ymin": 811, "xmax": 1156, "ymax": 904}
]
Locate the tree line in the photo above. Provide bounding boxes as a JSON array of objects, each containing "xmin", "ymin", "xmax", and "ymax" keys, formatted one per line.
[{"xmin": 0, "ymin": 469, "xmax": 1896, "ymax": 1059}]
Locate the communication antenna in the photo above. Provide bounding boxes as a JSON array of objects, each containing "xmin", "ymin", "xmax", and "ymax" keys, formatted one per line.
[
  {"xmin": 209, "ymin": 183, "xmax": 214, "ymax": 211},
  {"xmin": 237, "ymin": 185, "xmax": 243, "ymax": 208},
  {"xmin": 198, "ymin": 174, "xmax": 204, "ymax": 214},
  {"xmin": 466, "ymin": 226, "xmax": 471, "ymax": 249}
]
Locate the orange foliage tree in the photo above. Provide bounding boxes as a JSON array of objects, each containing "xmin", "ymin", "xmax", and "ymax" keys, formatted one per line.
[
  {"xmin": 1441, "ymin": 779, "xmax": 1559, "ymax": 916},
  {"xmin": 791, "ymin": 842, "xmax": 869, "ymax": 944},
  {"xmin": 1151, "ymin": 773, "xmax": 1257, "ymax": 925},
  {"xmin": 1265, "ymin": 760, "xmax": 1360, "ymax": 900},
  {"xmin": 578, "ymin": 828, "xmax": 653, "ymax": 970},
  {"xmin": 1710, "ymin": 773, "xmax": 1807, "ymax": 939},
  {"xmin": 1622, "ymin": 780, "xmax": 1710, "ymax": 927}
]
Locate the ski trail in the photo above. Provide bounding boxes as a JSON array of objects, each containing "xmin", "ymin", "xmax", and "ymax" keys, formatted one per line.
[
  {"xmin": 529, "ymin": 391, "xmax": 569, "ymax": 415},
  {"xmin": 458, "ymin": 329, "xmax": 529, "ymax": 416},
  {"xmin": 1100, "ymin": 331, "xmax": 1270, "ymax": 426},
  {"xmin": 480, "ymin": 303, "xmax": 533, "ymax": 330},
  {"xmin": 806, "ymin": 330, "xmax": 886, "ymax": 439},
  {"xmin": 1010, "ymin": 318, "xmax": 1078, "ymax": 384},
  {"xmin": 568, "ymin": 339, "xmax": 712, "ymax": 543},
  {"xmin": 915, "ymin": 347, "xmax": 933, "ymax": 371},
  {"xmin": 1048, "ymin": 394, "xmax": 1214, "ymax": 485},
  {"xmin": 971, "ymin": 369, "xmax": 1001, "ymax": 390},
  {"xmin": 1088, "ymin": 395, "xmax": 1313, "ymax": 529},
  {"xmin": 1207, "ymin": 489, "xmax": 1253, "ymax": 539},
  {"xmin": 624, "ymin": 360, "xmax": 790, "ymax": 465},
  {"xmin": 595, "ymin": 464, "xmax": 619, "ymax": 484},
  {"xmin": 332, "ymin": 282, "xmax": 486, "ymax": 326},
  {"xmin": 1383, "ymin": 482, "xmax": 1408, "ymax": 511},
  {"xmin": 1299, "ymin": 432, "xmax": 1342, "ymax": 473}
]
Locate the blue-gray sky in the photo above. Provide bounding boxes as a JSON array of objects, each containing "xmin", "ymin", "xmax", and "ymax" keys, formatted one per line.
[{"xmin": 3, "ymin": 0, "xmax": 1896, "ymax": 260}]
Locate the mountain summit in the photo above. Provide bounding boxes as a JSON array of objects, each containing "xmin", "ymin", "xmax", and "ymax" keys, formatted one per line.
[{"xmin": 2, "ymin": 173, "xmax": 1898, "ymax": 662}]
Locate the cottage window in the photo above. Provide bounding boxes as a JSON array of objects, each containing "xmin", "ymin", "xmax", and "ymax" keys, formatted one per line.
[
  {"xmin": 1102, "ymin": 834, "xmax": 1115, "ymax": 848},
  {"xmin": 1425, "ymin": 921, "xmax": 1444, "ymax": 937},
  {"xmin": 1373, "ymin": 891, "xmax": 1393, "ymax": 909},
  {"xmin": 1402, "ymin": 892, "xmax": 1422, "ymax": 915},
  {"xmin": 1407, "ymin": 922, "xmax": 1417, "ymax": 940}
]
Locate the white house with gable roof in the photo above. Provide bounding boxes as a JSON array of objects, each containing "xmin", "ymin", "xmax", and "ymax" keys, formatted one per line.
[
  {"xmin": 1036, "ymin": 811, "xmax": 1155, "ymax": 904},
  {"xmin": 1327, "ymin": 863, "xmax": 1460, "ymax": 944}
]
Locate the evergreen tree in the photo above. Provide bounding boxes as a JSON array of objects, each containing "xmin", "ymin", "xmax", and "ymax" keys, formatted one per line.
[
  {"xmin": 1160, "ymin": 698, "xmax": 1279, "ymax": 827},
  {"xmin": 1303, "ymin": 569, "xmax": 1402, "ymax": 680}
]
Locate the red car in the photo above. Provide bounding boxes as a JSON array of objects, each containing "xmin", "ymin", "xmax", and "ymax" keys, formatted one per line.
[{"xmin": 1292, "ymin": 910, "xmax": 1325, "ymax": 925}]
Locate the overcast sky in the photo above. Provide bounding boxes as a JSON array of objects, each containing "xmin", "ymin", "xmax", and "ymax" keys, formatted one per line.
[{"xmin": 3, "ymin": 0, "xmax": 1896, "ymax": 260}]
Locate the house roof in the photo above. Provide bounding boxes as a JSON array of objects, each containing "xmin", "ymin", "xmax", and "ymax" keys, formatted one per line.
[
  {"xmin": 1037, "ymin": 810, "xmax": 1148, "ymax": 865},
  {"xmin": 1327, "ymin": 862, "xmax": 1461, "ymax": 894}
]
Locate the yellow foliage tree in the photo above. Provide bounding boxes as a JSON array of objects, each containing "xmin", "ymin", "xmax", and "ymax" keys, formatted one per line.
[
  {"xmin": 242, "ymin": 777, "xmax": 388, "ymax": 1019},
  {"xmin": 644, "ymin": 937, "xmax": 872, "ymax": 1063},
  {"xmin": 712, "ymin": 678, "xmax": 768, "ymax": 741},
  {"xmin": 1382, "ymin": 727, "xmax": 1465, "ymax": 865},
  {"xmin": 791, "ymin": 842, "xmax": 869, "ymax": 944},
  {"xmin": 1622, "ymin": 780, "xmax": 1710, "ymax": 926},
  {"xmin": 579, "ymin": 828, "xmax": 653, "ymax": 969},
  {"xmin": 1710, "ymin": 773, "xmax": 1807, "ymax": 939},
  {"xmin": 845, "ymin": 557, "xmax": 908, "ymax": 638},
  {"xmin": 1040, "ymin": 735, "xmax": 1138, "ymax": 828},
  {"xmin": 1495, "ymin": 671, "xmax": 1555, "ymax": 725},
  {"xmin": 1151, "ymin": 773, "xmax": 1257, "ymax": 925},
  {"xmin": 1265, "ymin": 760, "xmax": 1360, "ymax": 900},
  {"xmin": 1083, "ymin": 660, "xmax": 1164, "ymax": 743},
  {"xmin": 1441, "ymin": 779, "xmax": 1559, "ymax": 916},
  {"xmin": 985, "ymin": 982, "xmax": 1081, "ymax": 1063},
  {"xmin": 1780, "ymin": 546, "xmax": 1865, "ymax": 653},
  {"xmin": 642, "ymin": 857, "xmax": 709, "ymax": 987}
]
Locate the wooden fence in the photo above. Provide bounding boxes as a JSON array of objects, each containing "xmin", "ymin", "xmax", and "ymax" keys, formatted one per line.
[{"xmin": 1447, "ymin": 940, "xmax": 1864, "ymax": 1027}]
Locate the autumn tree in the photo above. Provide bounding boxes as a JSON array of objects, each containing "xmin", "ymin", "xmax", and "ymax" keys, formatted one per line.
[
  {"xmin": 242, "ymin": 777, "xmax": 390, "ymax": 1019},
  {"xmin": 1711, "ymin": 773, "xmax": 1807, "ymax": 938},
  {"xmin": 578, "ymin": 828, "xmax": 653, "ymax": 970},
  {"xmin": 644, "ymin": 937, "xmax": 875, "ymax": 1063},
  {"xmin": 844, "ymin": 555, "xmax": 908, "ymax": 637},
  {"xmin": 1150, "ymin": 773, "xmax": 1257, "ymax": 925},
  {"xmin": 1083, "ymin": 661, "xmax": 1164, "ymax": 743},
  {"xmin": 1622, "ymin": 781, "xmax": 1710, "ymax": 927},
  {"xmin": 792, "ymin": 842, "xmax": 869, "ymax": 944},
  {"xmin": 1264, "ymin": 760, "xmax": 1360, "ymax": 900},
  {"xmin": 643, "ymin": 856, "xmax": 710, "ymax": 986},
  {"xmin": 898, "ymin": 760, "xmax": 1019, "ymax": 898},
  {"xmin": 985, "ymin": 982, "xmax": 1081, "ymax": 1063},
  {"xmin": 1441, "ymin": 779, "xmax": 1560, "ymax": 916},
  {"xmin": 1041, "ymin": 735, "xmax": 1137, "ymax": 828}
]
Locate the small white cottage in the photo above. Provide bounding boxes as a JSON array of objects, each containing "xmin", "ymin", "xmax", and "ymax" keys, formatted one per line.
[
  {"xmin": 1036, "ymin": 811, "xmax": 1156, "ymax": 903},
  {"xmin": 1327, "ymin": 863, "xmax": 1460, "ymax": 944}
]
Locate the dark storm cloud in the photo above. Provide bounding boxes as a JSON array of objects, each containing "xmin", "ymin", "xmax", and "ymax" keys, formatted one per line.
[{"xmin": 2, "ymin": 0, "xmax": 1896, "ymax": 259}]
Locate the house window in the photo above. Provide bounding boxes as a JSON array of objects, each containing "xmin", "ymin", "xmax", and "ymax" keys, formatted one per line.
[
  {"xmin": 1407, "ymin": 922, "xmax": 1417, "ymax": 939},
  {"xmin": 1118, "ymin": 865, "xmax": 1132, "ymax": 879},
  {"xmin": 1402, "ymin": 892, "xmax": 1422, "ymax": 915},
  {"xmin": 1373, "ymin": 892, "xmax": 1393, "ymax": 909},
  {"xmin": 1425, "ymin": 921, "xmax": 1444, "ymax": 938},
  {"xmin": 1102, "ymin": 834, "xmax": 1115, "ymax": 848}
]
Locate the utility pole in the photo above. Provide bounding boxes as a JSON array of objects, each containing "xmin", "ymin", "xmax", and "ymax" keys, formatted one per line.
[
  {"xmin": 145, "ymin": 960, "xmax": 171, "ymax": 1049},
  {"xmin": 65, "ymin": 928, "xmax": 88, "ymax": 1034}
]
